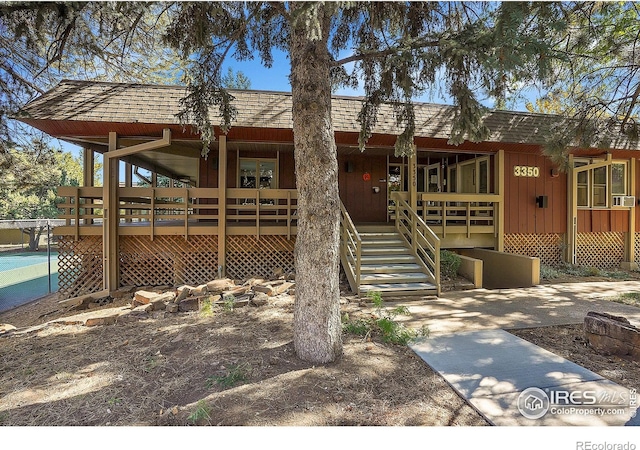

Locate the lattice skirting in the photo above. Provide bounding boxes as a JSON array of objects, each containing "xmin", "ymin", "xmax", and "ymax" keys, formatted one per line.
[
  {"xmin": 503, "ymin": 233, "xmax": 564, "ymax": 266},
  {"xmin": 57, "ymin": 234, "xmax": 295, "ymax": 299},
  {"xmin": 226, "ymin": 235, "xmax": 295, "ymax": 279},
  {"xmin": 119, "ymin": 235, "xmax": 219, "ymax": 287},
  {"xmin": 57, "ymin": 236, "xmax": 104, "ymax": 299},
  {"xmin": 576, "ymin": 232, "xmax": 624, "ymax": 269},
  {"xmin": 635, "ymin": 233, "xmax": 640, "ymax": 266}
]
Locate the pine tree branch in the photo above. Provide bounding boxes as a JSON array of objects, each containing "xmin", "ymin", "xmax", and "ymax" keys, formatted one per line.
[{"xmin": 331, "ymin": 40, "xmax": 439, "ymax": 67}]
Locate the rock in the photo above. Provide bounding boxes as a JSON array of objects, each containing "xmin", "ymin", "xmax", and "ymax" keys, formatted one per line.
[
  {"xmin": 192, "ymin": 284, "xmax": 209, "ymax": 296},
  {"xmin": 175, "ymin": 285, "xmax": 195, "ymax": 302},
  {"xmin": 133, "ymin": 304, "xmax": 154, "ymax": 313},
  {"xmin": 275, "ymin": 282, "xmax": 294, "ymax": 295},
  {"xmin": 226, "ymin": 285, "xmax": 249, "ymax": 296},
  {"xmin": 134, "ymin": 290, "xmax": 161, "ymax": 305},
  {"xmin": 150, "ymin": 292, "xmax": 176, "ymax": 309},
  {"xmin": 251, "ymin": 292, "xmax": 269, "ymax": 306},
  {"xmin": 253, "ymin": 285, "xmax": 276, "ymax": 296},
  {"xmin": 206, "ymin": 278, "xmax": 235, "ymax": 294},
  {"xmin": 0, "ymin": 324, "xmax": 17, "ymax": 335},
  {"xmin": 243, "ymin": 278, "xmax": 265, "ymax": 287},
  {"xmin": 112, "ymin": 285, "xmax": 136, "ymax": 299},
  {"xmin": 165, "ymin": 303, "xmax": 179, "ymax": 313},
  {"xmin": 85, "ymin": 316, "xmax": 117, "ymax": 327},
  {"xmin": 584, "ymin": 311, "xmax": 640, "ymax": 361},
  {"xmin": 179, "ymin": 296, "xmax": 201, "ymax": 312}
]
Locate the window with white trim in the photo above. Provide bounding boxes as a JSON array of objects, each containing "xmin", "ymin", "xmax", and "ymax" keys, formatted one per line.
[{"xmin": 574, "ymin": 160, "xmax": 628, "ymax": 208}]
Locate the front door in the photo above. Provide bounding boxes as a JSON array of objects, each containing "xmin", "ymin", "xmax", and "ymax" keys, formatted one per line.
[{"xmin": 338, "ymin": 153, "xmax": 388, "ymax": 223}]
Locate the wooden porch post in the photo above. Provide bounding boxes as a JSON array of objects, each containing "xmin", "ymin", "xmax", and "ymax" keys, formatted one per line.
[
  {"xmin": 218, "ymin": 135, "xmax": 227, "ymax": 277},
  {"xmin": 83, "ymin": 148, "xmax": 95, "ymax": 225},
  {"xmin": 495, "ymin": 149, "xmax": 505, "ymax": 252},
  {"xmin": 567, "ymin": 154, "xmax": 577, "ymax": 264},
  {"xmin": 103, "ymin": 132, "xmax": 120, "ymax": 292},
  {"xmin": 124, "ymin": 163, "xmax": 132, "ymax": 224},
  {"xmin": 82, "ymin": 148, "xmax": 94, "ymax": 187},
  {"xmin": 625, "ymin": 158, "xmax": 637, "ymax": 269},
  {"xmin": 409, "ymin": 147, "xmax": 417, "ymax": 211}
]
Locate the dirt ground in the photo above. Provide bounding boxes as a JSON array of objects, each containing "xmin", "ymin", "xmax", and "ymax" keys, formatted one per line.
[{"xmin": 1, "ymin": 276, "xmax": 639, "ymax": 427}]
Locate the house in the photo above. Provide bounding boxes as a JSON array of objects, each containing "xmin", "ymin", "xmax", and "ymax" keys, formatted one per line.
[{"xmin": 17, "ymin": 80, "xmax": 640, "ymax": 300}]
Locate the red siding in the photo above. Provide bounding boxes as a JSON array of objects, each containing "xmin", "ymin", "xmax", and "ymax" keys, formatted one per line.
[
  {"xmin": 504, "ymin": 151, "xmax": 566, "ymax": 234},
  {"xmin": 578, "ymin": 210, "xmax": 629, "ymax": 233}
]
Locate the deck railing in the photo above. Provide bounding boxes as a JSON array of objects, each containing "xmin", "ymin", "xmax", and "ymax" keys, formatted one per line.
[
  {"xmin": 393, "ymin": 194, "xmax": 441, "ymax": 293},
  {"xmin": 339, "ymin": 200, "xmax": 362, "ymax": 294},
  {"xmin": 390, "ymin": 191, "xmax": 501, "ymax": 238},
  {"xmin": 57, "ymin": 186, "xmax": 297, "ymax": 239}
]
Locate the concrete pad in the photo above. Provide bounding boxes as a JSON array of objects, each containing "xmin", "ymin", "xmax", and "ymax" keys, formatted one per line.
[
  {"xmin": 410, "ymin": 329, "xmax": 638, "ymax": 426},
  {"xmin": 388, "ymin": 281, "xmax": 640, "ymax": 335}
]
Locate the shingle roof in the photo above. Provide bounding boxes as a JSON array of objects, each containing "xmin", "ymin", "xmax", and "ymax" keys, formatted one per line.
[{"xmin": 17, "ymin": 79, "xmax": 638, "ymax": 149}]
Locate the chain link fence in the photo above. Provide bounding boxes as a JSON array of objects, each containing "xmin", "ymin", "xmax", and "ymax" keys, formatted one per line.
[{"xmin": 0, "ymin": 219, "xmax": 64, "ymax": 312}]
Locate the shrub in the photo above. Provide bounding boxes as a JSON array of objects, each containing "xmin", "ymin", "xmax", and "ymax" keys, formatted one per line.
[
  {"xmin": 440, "ymin": 250, "xmax": 462, "ymax": 280},
  {"xmin": 342, "ymin": 291, "xmax": 429, "ymax": 345}
]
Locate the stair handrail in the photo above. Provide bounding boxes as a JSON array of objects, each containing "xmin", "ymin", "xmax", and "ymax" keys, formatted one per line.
[
  {"xmin": 339, "ymin": 200, "xmax": 362, "ymax": 293},
  {"xmin": 392, "ymin": 193, "xmax": 441, "ymax": 294}
]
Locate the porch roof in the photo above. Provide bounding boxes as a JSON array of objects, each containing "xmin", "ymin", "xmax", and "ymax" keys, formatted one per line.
[{"xmin": 17, "ymin": 79, "xmax": 640, "ymax": 151}]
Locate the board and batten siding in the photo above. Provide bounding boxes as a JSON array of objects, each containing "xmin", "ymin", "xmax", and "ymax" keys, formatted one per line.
[{"xmin": 504, "ymin": 151, "xmax": 567, "ymax": 235}]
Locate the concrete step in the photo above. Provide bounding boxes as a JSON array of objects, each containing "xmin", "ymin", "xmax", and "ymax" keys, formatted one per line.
[
  {"xmin": 360, "ymin": 263, "xmax": 422, "ymax": 274},
  {"xmin": 360, "ymin": 272, "xmax": 430, "ymax": 285}
]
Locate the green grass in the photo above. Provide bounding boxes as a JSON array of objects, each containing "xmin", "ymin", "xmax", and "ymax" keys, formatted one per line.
[
  {"xmin": 343, "ymin": 291, "xmax": 429, "ymax": 345},
  {"xmin": 200, "ymin": 296, "xmax": 214, "ymax": 318},
  {"xmin": 188, "ymin": 400, "xmax": 211, "ymax": 425},
  {"xmin": 540, "ymin": 263, "xmax": 635, "ymax": 281},
  {"xmin": 206, "ymin": 363, "xmax": 250, "ymax": 389},
  {"xmin": 222, "ymin": 294, "xmax": 236, "ymax": 313}
]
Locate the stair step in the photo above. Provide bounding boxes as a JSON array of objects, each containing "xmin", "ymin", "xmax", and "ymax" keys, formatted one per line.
[
  {"xmin": 360, "ymin": 282, "xmax": 437, "ymax": 296},
  {"xmin": 360, "ymin": 263, "xmax": 422, "ymax": 274},
  {"xmin": 356, "ymin": 225, "xmax": 395, "ymax": 233},
  {"xmin": 361, "ymin": 239, "xmax": 405, "ymax": 247},
  {"xmin": 360, "ymin": 254, "xmax": 416, "ymax": 264},
  {"xmin": 360, "ymin": 272, "xmax": 430, "ymax": 284},
  {"xmin": 361, "ymin": 247, "xmax": 411, "ymax": 255}
]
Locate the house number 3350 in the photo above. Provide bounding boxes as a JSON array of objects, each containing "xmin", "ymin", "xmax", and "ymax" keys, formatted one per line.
[{"xmin": 513, "ymin": 166, "xmax": 540, "ymax": 177}]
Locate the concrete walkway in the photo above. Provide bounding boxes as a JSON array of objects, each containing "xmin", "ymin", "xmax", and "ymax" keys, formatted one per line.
[
  {"xmin": 394, "ymin": 281, "xmax": 640, "ymax": 335},
  {"xmin": 399, "ymin": 281, "xmax": 640, "ymax": 426}
]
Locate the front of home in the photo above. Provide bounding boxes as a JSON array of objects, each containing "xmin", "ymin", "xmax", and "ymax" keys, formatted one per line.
[{"xmin": 17, "ymin": 80, "xmax": 640, "ymax": 300}]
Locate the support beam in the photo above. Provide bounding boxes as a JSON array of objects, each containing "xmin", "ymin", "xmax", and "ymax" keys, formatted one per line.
[
  {"xmin": 103, "ymin": 132, "xmax": 120, "ymax": 292},
  {"xmin": 409, "ymin": 148, "xmax": 417, "ymax": 211},
  {"xmin": 218, "ymin": 136, "xmax": 227, "ymax": 277},
  {"xmin": 567, "ymin": 154, "xmax": 577, "ymax": 264},
  {"xmin": 625, "ymin": 158, "xmax": 637, "ymax": 269},
  {"xmin": 82, "ymin": 148, "xmax": 94, "ymax": 187},
  {"xmin": 495, "ymin": 149, "xmax": 505, "ymax": 252},
  {"xmin": 104, "ymin": 128, "xmax": 171, "ymax": 160}
]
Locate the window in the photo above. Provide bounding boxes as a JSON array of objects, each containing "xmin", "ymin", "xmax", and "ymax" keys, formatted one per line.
[
  {"xmin": 239, "ymin": 159, "xmax": 277, "ymax": 189},
  {"xmin": 239, "ymin": 158, "xmax": 277, "ymax": 205},
  {"xmin": 574, "ymin": 160, "xmax": 628, "ymax": 208}
]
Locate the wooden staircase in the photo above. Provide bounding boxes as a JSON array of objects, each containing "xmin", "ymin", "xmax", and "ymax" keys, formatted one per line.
[{"xmin": 346, "ymin": 224, "xmax": 438, "ymax": 299}]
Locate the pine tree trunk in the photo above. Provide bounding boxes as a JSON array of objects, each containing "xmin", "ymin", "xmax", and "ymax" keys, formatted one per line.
[{"xmin": 289, "ymin": 4, "xmax": 343, "ymax": 363}]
